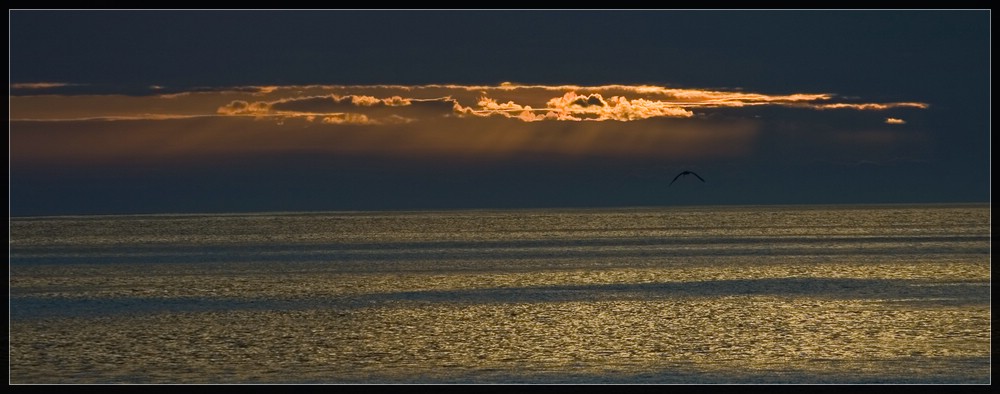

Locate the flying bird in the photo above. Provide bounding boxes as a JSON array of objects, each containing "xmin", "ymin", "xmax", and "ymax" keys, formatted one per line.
[{"xmin": 670, "ymin": 170, "xmax": 706, "ymax": 186}]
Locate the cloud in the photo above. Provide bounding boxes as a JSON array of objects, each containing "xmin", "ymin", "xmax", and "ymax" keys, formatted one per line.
[
  {"xmin": 9, "ymin": 82, "xmax": 937, "ymax": 177},
  {"xmin": 213, "ymin": 94, "xmax": 452, "ymax": 125},
  {"xmin": 12, "ymin": 83, "xmax": 930, "ymax": 127},
  {"xmin": 10, "ymin": 82, "xmax": 79, "ymax": 89},
  {"xmin": 216, "ymin": 100, "xmax": 272, "ymax": 115},
  {"xmin": 654, "ymin": 90, "xmax": 832, "ymax": 107},
  {"xmin": 465, "ymin": 92, "xmax": 695, "ymax": 122},
  {"xmin": 547, "ymin": 92, "xmax": 694, "ymax": 121},
  {"xmin": 808, "ymin": 102, "xmax": 929, "ymax": 110},
  {"xmin": 271, "ymin": 94, "xmax": 414, "ymax": 111},
  {"xmin": 416, "ymin": 84, "xmax": 925, "ymax": 122},
  {"xmin": 320, "ymin": 113, "xmax": 374, "ymax": 125},
  {"xmin": 885, "ymin": 117, "xmax": 906, "ymax": 124}
]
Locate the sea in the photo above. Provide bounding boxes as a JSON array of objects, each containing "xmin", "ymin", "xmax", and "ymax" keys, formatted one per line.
[{"xmin": 8, "ymin": 204, "xmax": 991, "ymax": 384}]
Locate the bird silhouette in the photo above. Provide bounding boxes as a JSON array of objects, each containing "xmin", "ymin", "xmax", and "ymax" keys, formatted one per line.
[{"xmin": 670, "ymin": 170, "xmax": 706, "ymax": 186}]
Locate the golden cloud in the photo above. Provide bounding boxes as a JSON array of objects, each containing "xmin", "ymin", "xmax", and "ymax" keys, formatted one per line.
[
  {"xmin": 10, "ymin": 82, "xmax": 79, "ymax": 89},
  {"xmin": 808, "ymin": 102, "xmax": 930, "ymax": 110},
  {"xmin": 211, "ymin": 94, "xmax": 444, "ymax": 125},
  {"xmin": 11, "ymin": 83, "xmax": 929, "ymax": 125},
  {"xmin": 465, "ymin": 92, "xmax": 694, "ymax": 122},
  {"xmin": 320, "ymin": 113, "xmax": 373, "ymax": 125},
  {"xmin": 217, "ymin": 100, "xmax": 272, "ymax": 115}
]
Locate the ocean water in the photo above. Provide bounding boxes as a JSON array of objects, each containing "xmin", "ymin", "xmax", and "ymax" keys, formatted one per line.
[{"xmin": 8, "ymin": 204, "xmax": 991, "ymax": 384}]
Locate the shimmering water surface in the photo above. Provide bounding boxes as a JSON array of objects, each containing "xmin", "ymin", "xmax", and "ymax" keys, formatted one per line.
[{"xmin": 9, "ymin": 204, "xmax": 991, "ymax": 383}]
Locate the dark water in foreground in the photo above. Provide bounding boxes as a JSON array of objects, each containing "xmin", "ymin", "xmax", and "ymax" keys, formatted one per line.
[{"xmin": 9, "ymin": 204, "xmax": 991, "ymax": 384}]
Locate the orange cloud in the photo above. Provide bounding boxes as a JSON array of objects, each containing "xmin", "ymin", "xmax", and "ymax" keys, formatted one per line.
[
  {"xmin": 9, "ymin": 82, "xmax": 936, "ymax": 177},
  {"xmin": 10, "ymin": 83, "xmax": 930, "ymax": 126},
  {"xmin": 216, "ymin": 100, "xmax": 272, "ymax": 115},
  {"xmin": 653, "ymin": 89, "xmax": 832, "ymax": 107},
  {"xmin": 808, "ymin": 102, "xmax": 929, "ymax": 110},
  {"xmin": 213, "ymin": 94, "xmax": 440, "ymax": 124},
  {"xmin": 466, "ymin": 92, "xmax": 694, "ymax": 122},
  {"xmin": 321, "ymin": 113, "xmax": 374, "ymax": 125},
  {"xmin": 10, "ymin": 82, "xmax": 79, "ymax": 89}
]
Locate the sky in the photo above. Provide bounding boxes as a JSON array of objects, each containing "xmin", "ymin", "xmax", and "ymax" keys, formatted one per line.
[{"xmin": 8, "ymin": 10, "xmax": 991, "ymax": 216}]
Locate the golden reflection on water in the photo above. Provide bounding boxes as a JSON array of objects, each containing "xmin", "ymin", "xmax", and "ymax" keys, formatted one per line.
[
  {"xmin": 9, "ymin": 297, "xmax": 990, "ymax": 383},
  {"xmin": 9, "ymin": 258, "xmax": 989, "ymax": 300},
  {"xmin": 9, "ymin": 205, "xmax": 991, "ymax": 383},
  {"xmin": 10, "ymin": 260, "xmax": 991, "ymax": 383}
]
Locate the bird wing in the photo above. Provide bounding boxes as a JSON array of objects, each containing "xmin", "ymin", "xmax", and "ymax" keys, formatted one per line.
[
  {"xmin": 669, "ymin": 172, "xmax": 684, "ymax": 186},
  {"xmin": 691, "ymin": 172, "xmax": 706, "ymax": 182}
]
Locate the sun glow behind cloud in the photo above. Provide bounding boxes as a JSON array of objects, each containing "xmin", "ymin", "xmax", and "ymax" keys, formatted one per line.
[{"xmin": 9, "ymin": 83, "xmax": 930, "ymax": 165}]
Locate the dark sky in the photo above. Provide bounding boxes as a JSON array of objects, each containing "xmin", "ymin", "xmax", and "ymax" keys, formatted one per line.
[{"xmin": 9, "ymin": 10, "xmax": 991, "ymax": 216}]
